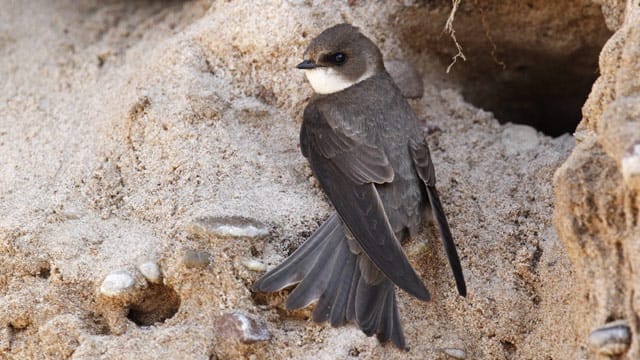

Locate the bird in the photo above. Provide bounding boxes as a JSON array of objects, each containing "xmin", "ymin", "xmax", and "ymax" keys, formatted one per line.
[{"xmin": 253, "ymin": 23, "xmax": 466, "ymax": 350}]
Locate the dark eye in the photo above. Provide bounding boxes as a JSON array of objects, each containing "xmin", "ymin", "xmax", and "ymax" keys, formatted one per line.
[{"xmin": 332, "ymin": 53, "xmax": 346, "ymax": 65}]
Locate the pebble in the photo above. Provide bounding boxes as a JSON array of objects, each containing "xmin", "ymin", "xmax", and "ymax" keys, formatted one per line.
[
  {"xmin": 588, "ymin": 320, "xmax": 631, "ymax": 356},
  {"xmin": 182, "ymin": 249, "xmax": 211, "ymax": 269},
  {"xmin": 189, "ymin": 216, "xmax": 269, "ymax": 239},
  {"xmin": 241, "ymin": 258, "xmax": 267, "ymax": 272},
  {"xmin": 214, "ymin": 312, "xmax": 271, "ymax": 344},
  {"xmin": 100, "ymin": 270, "xmax": 136, "ymax": 297},
  {"xmin": 443, "ymin": 348, "xmax": 466, "ymax": 359},
  {"xmin": 621, "ymin": 140, "xmax": 640, "ymax": 182},
  {"xmin": 138, "ymin": 261, "xmax": 162, "ymax": 284}
]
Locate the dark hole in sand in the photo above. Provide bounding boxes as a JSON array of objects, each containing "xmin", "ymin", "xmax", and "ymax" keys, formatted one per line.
[
  {"xmin": 456, "ymin": 47, "xmax": 601, "ymax": 137},
  {"xmin": 127, "ymin": 284, "xmax": 181, "ymax": 326},
  {"xmin": 396, "ymin": 1, "xmax": 612, "ymax": 137}
]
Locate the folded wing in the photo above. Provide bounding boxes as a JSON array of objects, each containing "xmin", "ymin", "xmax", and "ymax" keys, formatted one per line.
[
  {"xmin": 409, "ymin": 137, "xmax": 467, "ymax": 297},
  {"xmin": 300, "ymin": 104, "xmax": 431, "ymax": 301}
]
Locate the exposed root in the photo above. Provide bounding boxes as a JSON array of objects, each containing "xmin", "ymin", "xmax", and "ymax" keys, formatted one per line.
[
  {"xmin": 445, "ymin": 0, "xmax": 466, "ymax": 73},
  {"xmin": 478, "ymin": 4, "xmax": 506, "ymax": 69}
]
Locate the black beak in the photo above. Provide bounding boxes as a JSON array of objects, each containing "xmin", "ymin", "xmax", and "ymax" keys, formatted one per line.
[{"xmin": 296, "ymin": 60, "xmax": 317, "ymax": 69}]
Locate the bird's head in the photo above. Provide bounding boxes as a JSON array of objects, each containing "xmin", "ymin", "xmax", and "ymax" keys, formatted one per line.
[{"xmin": 297, "ymin": 24, "xmax": 384, "ymax": 95}]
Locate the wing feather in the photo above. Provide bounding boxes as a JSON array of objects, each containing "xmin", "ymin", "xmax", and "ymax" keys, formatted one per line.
[
  {"xmin": 409, "ymin": 137, "xmax": 467, "ymax": 297},
  {"xmin": 301, "ymin": 105, "xmax": 431, "ymax": 300}
]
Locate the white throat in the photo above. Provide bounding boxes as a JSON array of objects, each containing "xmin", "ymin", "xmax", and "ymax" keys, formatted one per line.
[{"xmin": 304, "ymin": 67, "xmax": 375, "ymax": 94}]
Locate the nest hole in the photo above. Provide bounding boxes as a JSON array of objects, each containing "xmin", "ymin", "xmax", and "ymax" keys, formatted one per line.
[
  {"xmin": 36, "ymin": 261, "xmax": 51, "ymax": 279},
  {"xmin": 127, "ymin": 283, "xmax": 181, "ymax": 326},
  {"xmin": 398, "ymin": 0, "xmax": 613, "ymax": 137},
  {"xmin": 500, "ymin": 340, "xmax": 517, "ymax": 360}
]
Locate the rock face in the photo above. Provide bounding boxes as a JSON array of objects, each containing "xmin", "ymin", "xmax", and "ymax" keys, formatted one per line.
[
  {"xmin": 0, "ymin": 0, "xmax": 632, "ymax": 359},
  {"xmin": 554, "ymin": 1, "xmax": 640, "ymax": 359}
]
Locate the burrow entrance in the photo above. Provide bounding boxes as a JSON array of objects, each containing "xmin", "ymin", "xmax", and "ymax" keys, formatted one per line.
[
  {"xmin": 396, "ymin": 0, "xmax": 613, "ymax": 137},
  {"xmin": 127, "ymin": 283, "xmax": 181, "ymax": 326}
]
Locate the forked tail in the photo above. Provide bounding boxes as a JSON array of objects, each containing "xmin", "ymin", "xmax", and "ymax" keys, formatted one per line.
[{"xmin": 253, "ymin": 213, "xmax": 407, "ymax": 349}]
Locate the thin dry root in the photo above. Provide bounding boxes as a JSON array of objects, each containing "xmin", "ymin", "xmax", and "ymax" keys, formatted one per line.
[{"xmin": 445, "ymin": 0, "xmax": 466, "ymax": 73}]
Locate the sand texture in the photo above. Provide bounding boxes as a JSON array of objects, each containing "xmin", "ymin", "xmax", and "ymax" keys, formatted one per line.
[{"xmin": 0, "ymin": 0, "xmax": 635, "ymax": 359}]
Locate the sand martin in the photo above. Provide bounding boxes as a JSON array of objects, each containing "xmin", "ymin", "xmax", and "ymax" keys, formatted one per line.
[{"xmin": 254, "ymin": 23, "xmax": 466, "ymax": 349}]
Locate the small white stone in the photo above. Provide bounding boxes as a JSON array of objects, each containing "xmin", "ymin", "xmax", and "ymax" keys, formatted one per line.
[
  {"xmin": 621, "ymin": 142, "xmax": 640, "ymax": 182},
  {"xmin": 100, "ymin": 270, "xmax": 135, "ymax": 297},
  {"xmin": 189, "ymin": 216, "xmax": 269, "ymax": 239},
  {"xmin": 214, "ymin": 224, "xmax": 268, "ymax": 238},
  {"xmin": 443, "ymin": 348, "xmax": 466, "ymax": 359},
  {"xmin": 138, "ymin": 262, "xmax": 162, "ymax": 284},
  {"xmin": 241, "ymin": 258, "xmax": 267, "ymax": 272},
  {"xmin": 501, "ymin": 123, "xmax": 540, "ymax": 155},
  {"xmin": 588, "ymin": 320, "xmax": 631, "ymax": 356}
]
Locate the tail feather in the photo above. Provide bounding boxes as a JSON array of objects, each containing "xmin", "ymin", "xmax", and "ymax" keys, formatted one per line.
[
  {"xmin": 285, "ymin": 233, "xmax": 340, "ymax": 309},
  {"xmin": 253, "ymin": 212, "xmax": 407, "ymax": 349},
  {"xmin": 328, "ymin": 264, "xmax": 356, "ymax": 326},
  {"xmin": 345, "ymin": 262, "xmax": 359, "ymax": 323},
  {"xmin": 353, "ymin": 271, "xmax": 406, "ymax": 349},
  {"xmin": 374, "ymin": 287, "xmax": 394, "ymax": 342},
  {"xmin": 355, "ymin": 275, "xmax": 392, "ymax": 335},
  {"xmin": 312, "ymin": 242, "xmax": 356, "ymax": 323},
  {"xmin": 354, "ymin": 276, "xmax": 384, "ymax": 335},
  {"xmin": 387, "ymin": 295, "xmax": 406, "ymax": 349},
  {"xmin": 253, "ymin": 213, "xmax": 341, "ymax": 293}
]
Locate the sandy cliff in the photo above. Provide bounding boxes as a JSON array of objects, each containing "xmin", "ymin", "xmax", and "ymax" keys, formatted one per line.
[{"xmin": 0, "ymin": 1, "xmax": 635, "ymax": 359}]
